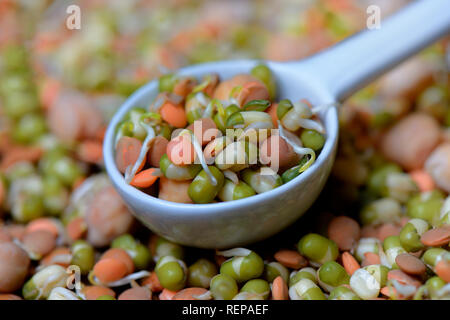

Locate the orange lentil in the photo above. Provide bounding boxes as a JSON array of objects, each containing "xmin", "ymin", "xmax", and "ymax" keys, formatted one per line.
[
  {"xmin": 272, "ymin": 276, "xmax": 289, "ymax": 300},
  {"xmin": 115, "ymin": 136, "xmax": 143, "ymax": 174},
  {"xmin": 159, "ymin": 288, "xmax": 178, "ymax": 300},
  {"xmin": 22, "ymin": 230, "xmax": 56, "ymax": 257},
  {"xmin": 0, "ymin": 294, "xmax": 22, "ymax": 300},
  {"xmin": 118, "ymin": 287, "xmax": 152, "ymax": 300},
  {"xmin": 395, "ymin": 253, "xmax": 426, "ymax": 276},
  {"xmin": 166, "ymin": 134, "xmax": 195, "ymax": 166},
  {"xmin": 172, "ymin": 288, "xmax": 209, "ymax": 300},
  {"xmin": 25, "ymin": 218, "xmax": 60, "ymax": 238},
  {"xmin": 141, "ymin": 272, "xmax": 163, "ymax": 292},
  {"xmin": 101, "ymin": 248, "xmax": 134, "ymax": 275},
  {"xmin": 360, "ymin": 225, "xmax": 379, "ymax": 238},
  {"xmin": 266, "ymin": 103, "xmax": 279, "ymax": 128},
  {"xmin": 93, "ymin": 258, "xmax": 129, "ymax": 284},
  {"xmin": 0, "ymin": 179, "xmax": 5, "ymax": 208},
  {"xmin": 186, "ymin": 118, "xmax": 220, "ymax": 146},
  {"xmin": 327, "ymin": 216, "xmax": 360, "ymax": 251},
  {"xmin": 160, "ymin": 102, "xmax": 187, "ymax": 128},
  {"xmin": 274, "ymin": 249, "xmax": 308, "ymax": 269},
  {"xmin": 377, "ymin": 223, "xmax": 401, "ymax": 242},
  {"xmin": 83, "ymin": 286, "xmax": 116, "ymax": 300},
  {"xmin": 409, "ymin": 169, "xmax": 435, "ymax": 192},
  {"xmin": 435, "ymin": 260, "xmax": 450, "ymax": 283},
  {"xmin": 77, "ymin": 140, "xmax": 103, "ymax": 164},
  {"xmin": 147, "ymin": 136, "xmax": 169, "ymax": 168},
  {"xmin": 40, "ymin": 247, "xmax": 71, "ymax": 268},
  {"xmin": 387, "ymin": 270, "xmax": 422, "ymax": 288},
  {"xmin": 0, "ymin": 146, "xmax": 43, "ymax": 171},
  {"xmin": 361, "ymin": 252, "xmax": 381, "ymax": 267},
  {"xmin": 236, "ymin": 81, "xmax": 270, "ymax": 106},
  {"xmin": 66, "ymin": 217, "xmax": 87, "ymax": 242},
  {"xmin": 130, "ymin": 168, "xmax": 159, "ymax": 189},
  {"xmin": 173, "ymin": 78, "xmax": 197, "ymax": 98}
]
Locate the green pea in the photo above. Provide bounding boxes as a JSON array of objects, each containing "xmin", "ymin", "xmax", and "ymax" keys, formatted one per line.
[
  {"xmin": 289, "ymin": 268, "xmax": 317, "ymax": 287},
  {"xmin": 218, "ymin": 179, "xmax": 255, "ymax": 201},
  {"xmin": 290, "ymin": 279, "xmax": 326, "ymax": 300},
  {"xmin": 188, "ymin": 166, "xmax": 225, "ymax": 204},
  {"xmin": 210, "ymin": 274, "xmax": 238, "ymax": 300},
  {"xmin": 297, "ymin": 233, "xmax": 338, "ymax": 265},
  {"xmin": 240, "ymin": 279, "xmax": 270, "ymax": 299},
  {"xmin": 97, "ymin": 295, "xmax": 116, "ymax": 300},
  {"xmin": 399, "ymin": 219, "xmax": 429, "ymax": 252},
  {"xmin": 153, "ymin": 236, "xmax": 184, "ymax": 260},
  {"xmin": 220, "ymin": 251, "xmax": 264, "ymax": 283},
  {"xmin": 250, "ymin": 64, "xmax": 276, "ymax": 99},
  {"xmin": 112, "ymin": 234, "xmax": 152, "ymax": 270},
  {"xmin": 263, "ymin": 262, "xmax": 289, "ymax": 283},
  {"xmin": 318, "ymin": 261, "xmax": 349, "ymax": 289},
  {"xmin": 367, "ymin": 163, "xmax": 402, "ymax": 196},
  {"xmin": 276, "ymin": 99, "xmax": 293, "ymax": 121},
  {"xmin": 187, "ymin": 259, "xmax": 218, "ymax": 288},
  {"xmin": 328, "ymin": 286, "xmax": 360, "ymax": 300},
  {"xmin": 159, "ymin": 154, "xmax": 202, "ymax": 181},
  {"xmin": 300, "ymin": 129, "xmax": 325, "ymax": 151},
  {"xmin": 155, "ymin": 256, "xmax": 187, "ymax": 291},
  {"xmin": 407, "ymin": 191, "xmax": 444, "ymax": 225},
  {"xmin": 158, "ymin": 73, "xmax": 176, "ymax": 92},
  {"xmin": 42, "ymin": 176, "xmax": 69, "ymax": 216},
  {"xmin": 12, "ymin": 113, "xmax": 47, "ymax": 144},
  {"xmin": 71, "ymin": 240, "xmax": 95, "ymax": 275}
]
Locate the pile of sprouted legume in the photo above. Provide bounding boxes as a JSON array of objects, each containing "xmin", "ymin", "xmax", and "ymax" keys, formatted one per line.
[
  {"xmin": 1, "ymin": 0, "xmax": 449, "ymax": 301},
  {"xmin": 114, "ymin": 65, "xmax": 327, "ymax": 203}
]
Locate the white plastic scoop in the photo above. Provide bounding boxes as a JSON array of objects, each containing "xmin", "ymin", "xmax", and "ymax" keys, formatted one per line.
[{"xmin": 104, "ymin": 0, "xmax": 450, "ymax": 248}]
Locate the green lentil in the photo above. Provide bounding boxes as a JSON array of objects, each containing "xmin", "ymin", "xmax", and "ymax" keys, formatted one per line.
[
  {"xmin": 240, "ymin": 279, "xmax": 270, "ymax": 299},
  {"xmin": 187, "ymin": 259, "xmax": 218, "ymax": 288},
  {"xmin": 297, "ymin": 233, "xmax": 338, "ymax": 265}
]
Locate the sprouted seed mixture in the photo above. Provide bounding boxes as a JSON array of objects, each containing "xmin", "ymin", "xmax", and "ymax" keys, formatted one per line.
[
  {"xmin": 0, "ymin": 0, "xmax": 449, "ymax": 300},
  {"xmin": 114, "ymin": 66, "xmax": 326, "ymax": 203}
]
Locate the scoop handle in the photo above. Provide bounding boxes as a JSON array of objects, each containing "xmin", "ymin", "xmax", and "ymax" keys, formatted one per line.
[{"xmin": 295, "ymin": 0, "xmax": 450, "ymax": 102}]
